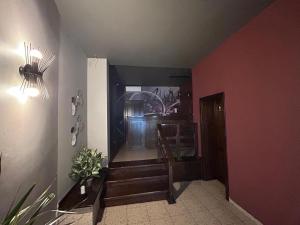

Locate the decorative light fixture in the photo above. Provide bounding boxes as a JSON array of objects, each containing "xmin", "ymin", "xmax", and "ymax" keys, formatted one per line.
[
  {"xmin": 19, "ymin": 42, "xmax": 55, "ymax": 99},
  {"xmin": 71, "ymin": 90, "xmax": 83, "ymax": 116}
]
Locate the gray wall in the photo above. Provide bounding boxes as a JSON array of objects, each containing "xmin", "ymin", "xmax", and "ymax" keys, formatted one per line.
[
  {"xmin": 0, "ymin": 0, "xmax": 88, "ymax": 220},
  {"xmin": 58, "ymin": 31, "xmax": 87, "ymax": 200},
  {"xmin": 0, "ymin": 0, "xmax": 60, "ymax": 218}
]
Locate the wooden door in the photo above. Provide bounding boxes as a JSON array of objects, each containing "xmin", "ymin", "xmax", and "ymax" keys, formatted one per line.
[
  {"xmin": 125, "ymin": 100, "xmax": 145, "ymax": 147},
  {"xmin": 213, "ymin": 96, "xmax": 226, "ymax": 183},
  {"xmin": 127, "ymin": 117, "xmax": 145, "ymax": 147},
  {"xmin": 200, "ymin": 93, "xmax": 229, "ymax": 198}
]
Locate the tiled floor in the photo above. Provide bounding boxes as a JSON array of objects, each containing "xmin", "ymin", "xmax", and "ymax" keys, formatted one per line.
[
  {"xmin": 113, "ymin": 145, "xmax": 158, "ymax": 162},
  {"xmin": 98, "ymin": 180, "xmax": 258, "ymax": 225}
]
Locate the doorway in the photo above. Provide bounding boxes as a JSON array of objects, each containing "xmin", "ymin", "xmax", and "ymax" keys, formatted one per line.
[{"xmin": 199, "ymin": 93, "xmax": 229, "ymax": 199}]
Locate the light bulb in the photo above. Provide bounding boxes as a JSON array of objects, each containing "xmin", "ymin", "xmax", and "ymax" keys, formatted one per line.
[
  {"xmin": 30, "ymin": 49, "xmax": 43, "ymax": 60},
  {"xmin": 7, "ymin": 87, "xmax": 28, "ymax": 104},
  {"xmin": 24, "ymin": 87, "xmax": 40, "ymax": 97}
]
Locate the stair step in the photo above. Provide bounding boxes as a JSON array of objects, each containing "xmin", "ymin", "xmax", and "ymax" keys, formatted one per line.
[
  {"xmin": 104, "ymin": 190, "xmax": 168, "ymax": 207},
  {"xmin": 108, "ymin": 163, "xmax": 168, "ymax": 181},
  {"xmin": 105, "ymin": 175, "xmax": 168, "ymax": 197},
  {"xmin": 109, "ymin": 159, "xmax": 162, "ymax": 168}
]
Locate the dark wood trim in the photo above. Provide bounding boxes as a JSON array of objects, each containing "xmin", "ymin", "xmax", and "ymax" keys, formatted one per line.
[
  {"xmin": 104, "ymin": 190, "xmax": 168, "ymax": 207},
  {"xmin": 105, "ymin": 175, "xmax": 168, "ymax": 197},
  {"xmin": 199, "ymin": 92, "xmax": 229, "ymax": 200},
  {"xmin": 173, "ymin": 158, "xmax": 201, "ymax": 182},
  {"xmin": 193, "ymin": 123, "xmax": 199, "ymax": 157},
  {"xmin": 222, "ymin": 93, "xmax": 230, "ymax": 200},
  {"xmin": 157, "ymin": 124, "xmax": 176, "ymax": 204},
  {"xmin": 109, "ymin": 159, "xmax": 161, "ymax": 168}
]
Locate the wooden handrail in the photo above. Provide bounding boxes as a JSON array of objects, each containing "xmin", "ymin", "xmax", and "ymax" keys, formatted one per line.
[{"xmin": 157, "ymin": 124, "xmax": 176, "ymax": 204}]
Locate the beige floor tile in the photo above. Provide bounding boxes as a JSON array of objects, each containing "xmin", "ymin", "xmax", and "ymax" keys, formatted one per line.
[
  {"xmin": 146, "ymin": 200, "xmax": 167, "ymax": 207},
  {"xmin": 239, "ymin": 218, "xmax": 258, "ymax": 225},
  {"xmin": 104, "ymin": 214, "xmax": 127, "ymax": 225},
  {"xmin": 205, "ymin": 218, "xmax": 223, "ymax": 225},
  {"xmin": 205, "ymin": 185, "xmax": 225, "ymax": 197},
  {"xmin": 225, "ymin": 204, "xmax": 248, "ymax": 222},
  {"xmin": 228, "ymin": 221, "xmax": 247, "ymax": 225},
  {"xmin": 127, "ymin": 206, "xmax": 149, "ymax": 224},
  {"xmin": 150, "ymin": 217, "xmax": 173, "ymax": 225},
  {"xmin": 191, "ymin": 189, "xmax": 213, "ymax": 201},
  {"xmin": 176, "ymin": 191, "xmax": 195, "ymax": 202},
  {"xmin": 204, "ymin": 198, "xmax": 227, "ymax": 210},
  {"xmin": 165, "ymin": 201, "xmax": 188, "ymax": 216},
  {"xmin": 225, "ymin": 203, "xmax": 260, "ymax": 225},
  {"xmin": 61, "ymin": 213, "xmax": 93, "ymax": 225},
  {"xmin": 171, "ymin": 214, "xmax": 197, "ymax": 225},
  {"xmin": 128, "ymin": 221, "xmax": 151, "ymax": 225},
  {"xmin": 183, "ymin": 199, "xmax": 207, "ymax": 214},
  {"xmin": 126, "ymin": 202, "xmax": 148, "ymax": 210},
  {"xmin": 189, "ymin": 180, "xmax": 202, "ymax": 186},
  {"xmin": 210, "ymin": 208, "xmax": 243, "ymax": 225},
  {"xmin": 105, "ymin": 205, "xmax": 127, "ymax": 216},
  {"xmin": 190, "ymin": 210, "xmax": 221, "ymax": 225},
  {"xmin": 147, "ymin": 203, "xmax": 169, "ymax": 220}
]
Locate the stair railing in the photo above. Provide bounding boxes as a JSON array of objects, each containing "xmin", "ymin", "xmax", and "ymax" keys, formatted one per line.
[{"xmin": 157, "ymin": 124, "xmax": 176, "ymax": 204}]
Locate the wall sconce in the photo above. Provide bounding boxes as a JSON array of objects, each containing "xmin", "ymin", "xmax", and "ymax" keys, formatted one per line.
[{"xmin": 18, "ymin": 42, "xmax": 55, "ymax": 99}]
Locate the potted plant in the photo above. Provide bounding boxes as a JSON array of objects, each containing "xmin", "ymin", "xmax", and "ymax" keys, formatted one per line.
[{"xmin": 69, "ymin": 147, "xmax": 103, "ymax": 189}]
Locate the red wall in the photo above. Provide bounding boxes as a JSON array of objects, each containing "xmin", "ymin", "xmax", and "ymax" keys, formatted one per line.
[{"xmin": 192, "ymin": 0, "xmax": 300, "ymax": 224}]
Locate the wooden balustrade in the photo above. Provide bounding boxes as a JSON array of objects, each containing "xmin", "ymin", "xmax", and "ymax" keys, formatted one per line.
[{"xmin": 157, "ymin": 124, "xmax": 176, "ymax": 204}]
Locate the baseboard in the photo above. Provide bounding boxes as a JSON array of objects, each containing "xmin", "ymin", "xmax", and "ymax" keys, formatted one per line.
[{"xmin": 229, "ymin": 198, "xmax": 263, "ymax": 225}]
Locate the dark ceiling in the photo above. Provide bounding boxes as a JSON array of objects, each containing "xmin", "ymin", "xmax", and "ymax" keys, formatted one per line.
[
  {"xmin": 55, "ymin": 0, "xmax": 273, "ymax": 68},
  {"xmin": 110, "ymin": 65, "xmax": 191, "ymax": 86}
]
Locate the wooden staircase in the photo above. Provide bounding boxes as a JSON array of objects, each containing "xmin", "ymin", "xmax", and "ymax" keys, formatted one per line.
[{"xmin": 103, "ymin": 159, "xmax": 169, "ymax": 207}]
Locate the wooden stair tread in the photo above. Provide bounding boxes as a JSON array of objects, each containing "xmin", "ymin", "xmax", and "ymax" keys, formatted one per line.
[
  {"xmin": 105, "ymin": 175, "xmax": 168, "ymax": 197},
  {"xmin": 109, "ymin": 159, "xmax": 162, "ymax": 168},
  {"xmin": 104, "ymin": 160, "xmax": 170, "ymax": 206},
  {"xmin": 107, "ymin": 164, "xmax": 168, "ymax": 181},
  {"xmin": 106, "ymin": 174, "xmax": 168, "ymax": 184},
  {"xmin": 104, "ymin": 190, "xmax": 168, "ymax": 207}
]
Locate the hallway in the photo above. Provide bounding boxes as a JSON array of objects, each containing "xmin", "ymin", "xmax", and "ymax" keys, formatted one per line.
[{"xmin": 1, "ymin": 1, "xmax": 299, "ymax": 225}]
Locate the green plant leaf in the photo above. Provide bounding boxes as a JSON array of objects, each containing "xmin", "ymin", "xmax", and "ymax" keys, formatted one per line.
[
  {"xmin": 69, "ymin": 147, "xmax": 103, "ymax": 182},
  {"xmin": 12, "ymin": 182, "xmax": 56, "ymax": 225},
  {"xmin": 4, "ymin": 186, "xmax": 21, "ymax": 220},
  {"xmin": 26, "ymin": 193, "xmax": 55, "ymax": 225},
  {"xmin": 2, "ymin": 184, "xmax": 36, "ymax": 225}
]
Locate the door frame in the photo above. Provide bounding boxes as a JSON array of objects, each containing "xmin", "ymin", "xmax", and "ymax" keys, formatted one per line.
[{"xmin": 199, "ymin": 92, "xmax": 229, "ymax": 200}]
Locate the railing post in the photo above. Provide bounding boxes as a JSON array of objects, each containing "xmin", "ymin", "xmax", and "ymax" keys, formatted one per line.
[
  {"xmin": 168, "ymin": 161, "xmax": 175, "ymax": 204},
  {"xmin": 157, "ymin": 124, "xmax": 176, "ymax": 204}
]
